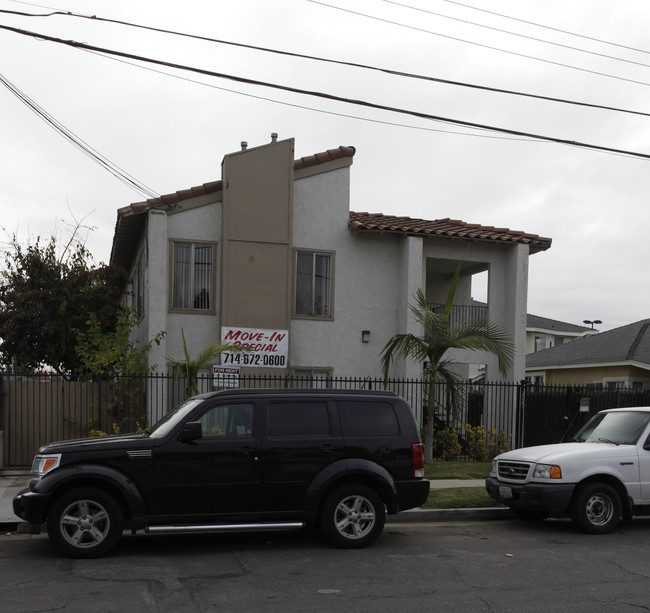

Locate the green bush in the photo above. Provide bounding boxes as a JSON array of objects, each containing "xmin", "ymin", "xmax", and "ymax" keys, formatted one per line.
[
  {"xmin": 464, "ymin": 423, "xmax": 512, "ymax": 461},
  {"xmin": 433, "ymin": 428, "xmax": 462, "ymax": 460}
]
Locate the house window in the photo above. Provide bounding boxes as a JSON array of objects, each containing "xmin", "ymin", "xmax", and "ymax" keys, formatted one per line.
[
  {"xmin": 171, "ymin": 241, "xmax": 214, "ymax": 311},
  {"xmin": 294, "ymin": 250, "xmax": 333, "ymax": 317},
  {"xmin": 534, "ymin": 336, "xmax": 542, "ymax": 352}
]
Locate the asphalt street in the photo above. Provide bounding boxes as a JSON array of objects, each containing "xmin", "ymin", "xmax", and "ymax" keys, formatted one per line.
[{"xmin": 2, "ymin": 516, "xmax": 650, "ymax": 612}]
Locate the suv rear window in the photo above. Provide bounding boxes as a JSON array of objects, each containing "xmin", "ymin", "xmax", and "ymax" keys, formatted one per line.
[
  {"xmin": 268, "ymin": 401, "xmax": 330, "ymax": 436},
  {"xmin": 338, "ymin": 401, "xmax": 400, "ymax": 436}
]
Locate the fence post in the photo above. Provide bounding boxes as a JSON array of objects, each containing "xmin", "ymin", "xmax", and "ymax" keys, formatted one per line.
[{"xmin": 515, "ymin": 379, "xmax": 527, "ymax": 448}]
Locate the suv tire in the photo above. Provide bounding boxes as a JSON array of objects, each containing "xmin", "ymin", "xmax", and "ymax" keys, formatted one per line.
[
  {"xmin": 320, "ymin": 483, "xmax": 385, "ymax": 548},
  {"xmin": 47, "ymin": 488, "xmax": 124, "ymax": 558},
  {"xmin": 570, "ymin": 482, "xmax": 621, "ymax": 534}
]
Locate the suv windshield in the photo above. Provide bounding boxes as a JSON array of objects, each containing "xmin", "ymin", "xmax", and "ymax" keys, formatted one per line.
[
  {"xmin": 574, "ymin": 411, "xmax": 650, "ymax": 445},
  {"xmin": 147, "ymin": 397, "xmax": 205, "ymax": 438}
]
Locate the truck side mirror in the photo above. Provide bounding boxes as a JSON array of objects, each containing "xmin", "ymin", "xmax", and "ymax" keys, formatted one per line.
[{"xmin": 179, "ymin": 421, "xmax": 203, "ymax": 442}]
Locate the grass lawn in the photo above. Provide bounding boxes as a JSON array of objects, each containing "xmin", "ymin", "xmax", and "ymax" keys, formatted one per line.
[
  {"xmin": 421, "ymin": 460, "xmax": 504, "ymax": 509},
  {"xmin": 424, "ymin": 461, "xmax": 491, "ymax": 480}
]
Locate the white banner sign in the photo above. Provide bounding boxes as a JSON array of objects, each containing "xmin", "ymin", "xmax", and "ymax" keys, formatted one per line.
[
  {"xmin": 221, "ymin": 327, "xmax": 289, "ymax": 368},
  {"xmin": 213, "ymin": 366, "xmax": 240, "ymax": 388}
]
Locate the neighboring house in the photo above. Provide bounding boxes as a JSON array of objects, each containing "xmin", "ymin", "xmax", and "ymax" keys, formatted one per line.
[
  {"xmin": 526, "ymin": 319, "xmax": 650, "ymax": 387},
  {"xmin": 526, "ymin": 314, "xmax": 598, "ymax": 354},
  {"xmin": 110, "ymin": 136, "xmax": 551, "ymax": 396}
]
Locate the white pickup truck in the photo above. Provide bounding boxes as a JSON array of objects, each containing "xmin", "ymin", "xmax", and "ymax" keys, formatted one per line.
[{"xmin": 486, "ymin": 407, "xmax": 650, "ymax": 533}]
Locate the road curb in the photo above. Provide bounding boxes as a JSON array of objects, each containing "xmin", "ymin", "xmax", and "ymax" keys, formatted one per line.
[{"xmin": 388, "ymin": 507, "xmax": 514, "ymax": 523}]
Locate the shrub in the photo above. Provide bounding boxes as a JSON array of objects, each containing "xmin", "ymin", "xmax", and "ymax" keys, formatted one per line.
[
  {"xmin": 464, "ymin": 423, "xmax": 512, "ymax": 461},
  {"xmin": 464, "ymin": 423, "xmax": 490, "ymax": 462},
  {"xmin": 433, "ymin": 427, "xmax": 462, "ymax": 460}
]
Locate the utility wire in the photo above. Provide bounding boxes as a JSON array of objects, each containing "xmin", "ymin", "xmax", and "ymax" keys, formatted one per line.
[
  {"xmin": 2, "ymin": 23, "xmax": 649, "ymax": 160},
  {"xmin": 439, "ymin": 0, "xmax": 650, "ymax": 57},
  {"xmin": 1, "ymin": 8, "xmax": 650, "ymax": 118},
  {"xmin": 86, "ymin": 47, "xmax": 533, "ymax": 142},
  {"xmin": 376, "ymin": 0, "xmax": 650, "ymax": 68},
  {"xmin": 307, "ymin": 1, "xmax": 650, "ymax": 89},
  {"xmin": 0, "ymin": 72, "xmax": 161, "ymax": 201}
]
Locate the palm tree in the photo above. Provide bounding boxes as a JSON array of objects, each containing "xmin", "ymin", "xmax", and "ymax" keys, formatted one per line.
[
  {"xmin": 380, "ymin": 265, "xmax": 514, "ymax": 464},
  {"xmin": 166, "ymin": 328, "xmax": 245, "ymax": 398}
]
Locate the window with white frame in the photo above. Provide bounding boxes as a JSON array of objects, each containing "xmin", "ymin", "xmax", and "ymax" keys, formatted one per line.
[
  {"xmin": 171, "ymin": 241, "xmax": 214, "ymax": 311},
  {"xmin": 294, "ymin": 250, "xmax": 333, "ymax": 318}
]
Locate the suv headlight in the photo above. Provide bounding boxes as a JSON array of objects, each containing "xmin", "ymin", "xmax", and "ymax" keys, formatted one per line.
[
  {"xmin": 30, "ymin": 454, "xmax": 61, "ymax": 485},
  {"xmin": 533, "ymin": 463, "xmax": 562, "ymax": 479}
]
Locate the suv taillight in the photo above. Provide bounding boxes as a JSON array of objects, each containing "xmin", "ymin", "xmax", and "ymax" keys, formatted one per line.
[{"xmin": 412, "ymin": 443, "xmax": 424, "ymax": 478}]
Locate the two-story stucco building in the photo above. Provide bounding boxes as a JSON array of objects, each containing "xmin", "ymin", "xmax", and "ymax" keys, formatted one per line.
[{"xmin": 110, "ymin": 136, "xmax": 552, "ymax": 408}]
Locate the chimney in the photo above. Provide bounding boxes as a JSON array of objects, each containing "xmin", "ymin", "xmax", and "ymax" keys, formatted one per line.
[
  {"xmin": 271, "ymin": 133, "xmax": 278, "ymax": 143},
  {"xmin": 241, "ymin": 141, "xmax": 248, "ymax": 151}
]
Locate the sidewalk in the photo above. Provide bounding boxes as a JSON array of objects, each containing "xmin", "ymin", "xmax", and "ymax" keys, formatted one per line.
[
  {"xmin": 0, "ymin": 472, "xmax": 511, "ymax": 530},
  {"xmin": 0, "ymin": 470, "xmax": 29, "ymax": 529}
]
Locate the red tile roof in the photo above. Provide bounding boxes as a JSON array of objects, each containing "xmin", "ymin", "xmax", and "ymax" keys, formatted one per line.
[
  {"xmin": 349, "ymin": 212, "xmax": 552, "ymax": 253},
  {"xmin": 117, "ymin": 146, "xmax": 357, "ymax": 218},
  {"xmin": 294, "ymin": 146, "xmax": 356, "ymax": 170}
]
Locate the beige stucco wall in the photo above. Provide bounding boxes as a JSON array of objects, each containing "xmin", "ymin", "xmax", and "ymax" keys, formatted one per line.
[{"xmin": 535, "ymin": 365, "xmax": 650, "ymax": 385}]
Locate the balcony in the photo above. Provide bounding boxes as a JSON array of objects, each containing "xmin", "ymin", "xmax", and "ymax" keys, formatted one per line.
[{"xmin": 427, "ymin": 303, "xmax": 489, "ymax": 329}]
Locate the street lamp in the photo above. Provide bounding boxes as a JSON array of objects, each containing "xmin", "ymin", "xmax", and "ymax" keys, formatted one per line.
[{"xmin": 583, "ymin": 319, "xmax": 602, "ymax": 329}]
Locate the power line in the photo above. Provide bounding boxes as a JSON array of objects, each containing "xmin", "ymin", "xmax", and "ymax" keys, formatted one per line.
[
  {"xmin": 307, "ymin": 1, "xmax": 650, "ymax": 89},
  {"xmin": 85, "ymin": 47, "xmax": 534, "ymax": 143},
  {"xmin": 376, "ymin": 0, "xmax": 650, "ymax": 68},
  {"xmin": 0, "ymin": 72, "xmax": 161, "ymax": 201},
  {"xmin": 438, "ymin": 0, "xmax": 650, "ymax": 57},
  {"xmin": 1, "ymin": 8, "xmax": 650, "ymax": 119},
  {"xmin": 2, "ymin": 23, "xmax": 649, "ymax": 160}
]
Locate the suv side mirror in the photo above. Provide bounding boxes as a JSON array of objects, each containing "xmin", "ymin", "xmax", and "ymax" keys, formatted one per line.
[{"xmin": 179, "ymin": 421, "xmax": 203, "ymax": 442}]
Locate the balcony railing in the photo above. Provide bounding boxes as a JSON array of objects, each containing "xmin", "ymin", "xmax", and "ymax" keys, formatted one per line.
[{"xmin": 427, "ymin": 303, "xmax": 489, "ymax": 328}]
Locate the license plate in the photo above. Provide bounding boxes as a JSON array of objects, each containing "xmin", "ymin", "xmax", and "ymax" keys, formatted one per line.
[{"xmin": 499, "ymin": 486, "xmax": 513, "ymax": 500}]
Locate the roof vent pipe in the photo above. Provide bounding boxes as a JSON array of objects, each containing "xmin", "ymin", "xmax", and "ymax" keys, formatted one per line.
[
  {"xmin": 271, "ymin": 133, "xmax": 278, "ymax": 143},
  {"xmin": 241, "ymin": 141, "xmax": 248, "ymax": 151}
]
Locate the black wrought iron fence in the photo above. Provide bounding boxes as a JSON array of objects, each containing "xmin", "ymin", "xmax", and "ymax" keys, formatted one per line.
[{"xmin": 1, "ymin": 372, "xmax": 648, "ymax": 467}]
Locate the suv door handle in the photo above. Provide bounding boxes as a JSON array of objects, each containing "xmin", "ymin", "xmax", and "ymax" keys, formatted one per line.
[
  {"xmin": 237, "ymin": 446, "xmax": 260, "ymax": 461},
  {"xmin": 319, "ymin": 444, "xmax": 339, "ymax": 452}
]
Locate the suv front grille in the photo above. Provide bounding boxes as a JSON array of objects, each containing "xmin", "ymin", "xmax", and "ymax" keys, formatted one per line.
[{"xmin": 497, "ymin": 461, "xmax": 531, "ymax": 481}]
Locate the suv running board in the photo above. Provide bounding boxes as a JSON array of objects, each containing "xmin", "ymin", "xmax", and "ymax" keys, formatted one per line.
[{"xmin": 145, "ymin": 522, "xmax": 305, "ymax": 534}]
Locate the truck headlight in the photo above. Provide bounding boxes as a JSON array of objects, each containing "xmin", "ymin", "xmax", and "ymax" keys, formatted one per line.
[
  {"xmin": 489, "ymin": 460, "xmax": 498, "ymax": 477},
  {"xmin": 30, "ymin": 454, "xmax": 61, "ymax": 485},
  {"xmin": 533, "ymin": 464, "xmax": 562, "ymax": 479}
]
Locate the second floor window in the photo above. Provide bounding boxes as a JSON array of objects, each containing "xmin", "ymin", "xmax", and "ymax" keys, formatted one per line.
[
  {"xmin": 172, "ymin": 241, "xmax": 214, "ymax": 311},
  {"xmin": 294, "ymin": 250, "xmax": 333, "ymax": 318}
]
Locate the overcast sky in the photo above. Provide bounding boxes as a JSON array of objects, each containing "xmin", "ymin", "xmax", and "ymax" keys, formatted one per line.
[{"xmin": 2, "ymin": 0, "xmax": 649, "ymax": 332}]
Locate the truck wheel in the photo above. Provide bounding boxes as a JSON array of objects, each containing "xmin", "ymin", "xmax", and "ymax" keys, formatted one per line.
[
  {"xmin": 47, "ymin": 488, "xmax": 124, "ymax": 558},
  {"xmin": 321, "ymin": 484, "xmax": 385, "ymax": 548},
  {"xmin": 570, "ymin": 482, "xmax": 621, "ymax": 534}
]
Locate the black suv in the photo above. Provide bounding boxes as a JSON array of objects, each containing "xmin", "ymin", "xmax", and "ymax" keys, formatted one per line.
[{"xmin": 13, "ymin": 389, "xmax": 429, "ymax": 557}]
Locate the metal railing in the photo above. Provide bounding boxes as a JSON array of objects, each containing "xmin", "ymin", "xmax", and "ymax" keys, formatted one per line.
[
  {"xmin": 2, "ymin": 372, "xmax": 649, "ymax": 467},
  {"xmin": 427, "ymin": 303, "xmax": 489, "ymax": 328}
]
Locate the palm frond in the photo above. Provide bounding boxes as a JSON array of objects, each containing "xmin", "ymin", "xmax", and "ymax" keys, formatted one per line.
[{"xmin": 166, "ymin": 328, "xmax": 246, "ymax": 397}]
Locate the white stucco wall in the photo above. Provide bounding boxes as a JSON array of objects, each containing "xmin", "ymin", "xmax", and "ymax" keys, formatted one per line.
[
  {"xmin": 292, "ymin": 168, "xmax": 404, "ymax": 378},
  {"xmin": 130, "ymin": 151, "xmax": 530, "ymax": 388},
  {"xmin": 166, "ymin": 202, "xmax": 223, "ymax": 361}
]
